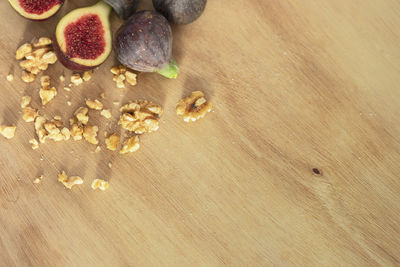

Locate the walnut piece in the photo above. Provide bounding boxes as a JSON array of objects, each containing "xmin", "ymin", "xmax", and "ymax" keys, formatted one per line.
[
  {"xmin": 40, "ymin": 87, "xmax": 57, "ymax": 105},
  {"xmin": 73, "ymin": 107, "xmax": 89, "ymax": 125},
  {"xmin": 110, "ymin": 65, "xmax": 137, "ymax": 88},
  {"xmin": 119, "ymin": 100, "xmax": 162, "ymax": 134},
  {"xmin": 82, "ymin": 71, "xmax": 93, "ymax": 82},
  {"xmin": 86, "ymin": 99, "xmax": 103, "ymax": 110},
  {"xmin": 83, "ymin": 125, "xmax": 99, "ymax": 145},
  {"xmin": 16, "ymin": 39, "xmax": 56, "ymax": 81},
  {"xmin": 58, "ymin": 171, "xmax": 83, "ymax": 189},
  {"xmin": 59, "ymin": 75, "xmax": 65, "ymax": 82},
  {"xmin": 71, "ymin": 73, "xmax": 83, "ymax": 86},
  {"xmin": 100, "ymin": 109, "xmax": 111, "ymax": 119},
  {"xmin": 0, "ymin": 125, "xmax": 16, "ymax": 139},
  {"xmin": 91, "ymin": 179, "xmax": 109, "ymax": 191},
  {"xmin": 20, "ymin": 96, "xmax": 32, "ymax": 108},
  {"xmin": 70, "ymin": 124, "xmax": 83, "ymax": 141},
  {"xmin": 176, "ymin": 91, "xmax": 212, "ymax": 122},
  {"xmin": 120, "ymin": 135, "xmax": 140, "ymax": 154},
  {"xmin": 29, "ymin": 138, "xmax": 39, "ymax": 150},
  {"xmin": 105, "ymin": 134, "xmax": 119, "ymax": 151},
  {"xmin": 95, "ymin": 146, "xmax": 101, "ymax": 153},
  {"xmin": 6, "ymin": 74, "xmax": 14, "ymax": 82},
  {"xmin": 34, "ymin": 116, "xmax": 70, "ymax": 143},
  {"xmin": 22, "ymin": 107, "xmax": 38, "ymax": 122},
  {"xmin": 33, "ymin": 175, "xmax": 43, "ymax": 184}
]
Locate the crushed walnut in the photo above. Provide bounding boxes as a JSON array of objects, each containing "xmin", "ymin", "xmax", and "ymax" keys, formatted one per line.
[
  {"xmin": 59, "ymin": 75, "xmax": 65, "ymax": 82},
  {"xmin": 83, "ymin": 125, "xmax": 99, "ymax": 145},
  {"xmin": 39, "ymin": 76, "xmax": 57, "ymax": 105},
  {"xmin": 176, "ymin": 91, "xmax": 212, "ymax": 122},
  {"xmin": 22, "ymin": 107, "xmax": 38, "ymax": 122},
  {"xmin": 70, "ymin": 107, "xmax": 89, "ymax": 126},
  {"xmin": 100, "ymin": 109, "xmax": 111, "ymax": 119},
  {"xmin": 58, "ymin": 171, "xmax": 83, "ymax": 189},
  {"xmin": 82, "ymin": 71, "xmax": 93, "ymax": 82},
  {"xmin": 111, "ymin": 65, "xmax": 137, "ymax": 88},
  {"xmin": 0, "ymin": 125, "xmax": 16, "ymax": 139},
  {"xmin": 105, "ymin": 134, "xmax": 119, "ymax": 151},
  {"xmin": 86, "ymin": 99, "xmax": 103, "ymax": 110},
  {"xmin": 70, "ymin": 124, "xmax": 83, "ymax": 141},
  {"xmin": 34, "ymin": 116, "xmax": 70, "ymax": 143},
  {"xmin": 33, "ymin": 175, "xmax": 43, "ymax": 184},
  {"xmin": 91, "ymin": 179, "xmax": 109, "ymax": 191},
  {"xmin": 119, "ymin": 100, "xmax": 162, "ymax": 134},
  {"xmin": 70, "ymin": 73, "xmax": 83, "ymax": 86},
  {"xmin": 16, "ymin": 38, "xmax": 57, "ymax": 82},
  {"xmin": 95, "ymin": 146, "xmax": 101, "ymax": 153},
  {"xmin": 120, "ymin": 135, "xmax": 140, "ymax": 154},
  {"xmin": 6, "ymin": 74, "xmax": 14, "ymax": 82},
  {"xmin": 20, "ymin": 96, "xmax": 31, "ymax": 108},
  {"xmin": 100, "ymin": 92, "xmax": 105, "ymax": 99},
  {"xmin": 29, "ymin": 138, "xmax": 39, "ymax": 150}
]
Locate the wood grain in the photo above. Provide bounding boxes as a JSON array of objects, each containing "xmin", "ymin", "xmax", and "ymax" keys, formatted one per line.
[{"xmin": 1, "ymin": 0, "xmax": 400, "ymax": 265}]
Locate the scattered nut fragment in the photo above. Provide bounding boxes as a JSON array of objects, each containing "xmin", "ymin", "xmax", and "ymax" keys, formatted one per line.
[
  {"xmin": 86, "ymin": 99, "xmax": 103, "ymax": 110},
  {"xmin": 6, "ymin": 74, "xmax": 14, "ymax": 82},
  {"xmin": 40, "ymin": 75, "xmax": 51, "ymax": 88},
  {"xmin": 95, "ymin": 146, "xmax": 101, "ymax": 153},
  {"xmin": 70, "ymin": 124, "xmax": 83, "ymax": 141},
  {"xmin": 34, "ymin": 116, "xmax": 47, "ymax": 143},
  {"xmin": 100, "ymin": 92, "xmax": 105, "ymax": 99},
  {"xmin": 21, "ymin": 71, "xmax": 35, "ymax": 83},
  {"xmin": 111, "ymin": 65, "xmax": 137, "ymax": 88},
  {"xmin": 67, "ymin": 101, "xmax": 72, "ymax": 106},
  {"xmin": 176, "ymin": 91, "xmax": 212, "ymax": 122},
  {"xmin": 100, "ymin": 109, "xmax": 111, "ymax": 119},
  {"xmin": 58, "ymin": 171, "xmax": 83, "ymax": 189},
  {"xmin": 113, "ymin": 101, "xmax": 120, "ymax": 105},
  {"xmin": 71, "ymin": 73, "xmax": 83, "ymax": 86},
  {"xmin": 82, "ymin": 71, "xmax": 93, "ymax": 82},
  {"xmin": 61, "ymin": 127, "xmax": 71, "ymax": 141},
  {"xmin": 32, "ymin": 37, "xmax": 52, "ymax": 48},
  {"xmin": 63, "ymin": 87, "xmax": 71, "ymax": 92},
  {"xmin": 0, "ymin": 125, "xmax": 16, "ymax": 139},
  {"xmin": 20, "ymin": 96, "xmax": 32, "ymax": 108},
  {"xmin": 22, "ymin": 107, "xmax": 38, "ymax": 122},
  {"xmin": 108, "ymin": 162, "xmax": 112, "ymax": 168},
  {"xmin": 33, "ymin": 175, "xmax": 43, "ymax": 184},
  {"xmin": 72, "ymin": 107, "xmax": 89, "ymax": 125},
  {"xmin": 83, "ymin": 125, "xmax": 99, "ymax": 145},
  {"xmin": 39, "ymin": 86, "xmax": 57, "ymax": 105},
  {"xmin": 119, "ymin": 100, "xmax": 162, "ymax": 134},
  {"xmin": 120, "ymin": 135, "xmax": 140, "ymax": 154},
  {"xmin": 16, "ymin": 39, "xmax": 56, "ymax": 81},
  {"xmin": 59, "ymin": 75, "xmax": 65, "ymax": 82},
  {"xmin": 91, "ymin": 179, "xmax": 109, "ymax": 191},
  {"xmin": 29, "ymin": 138, "xmax": 39, "ymax": 150},
  {"xmin": 105, "ymin": 134, "xmax": 119, "ymax": 151}
]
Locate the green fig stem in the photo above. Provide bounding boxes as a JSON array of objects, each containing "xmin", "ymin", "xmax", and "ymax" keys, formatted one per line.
[
  {"xmin": 157, "ymin": 58, "xmax": 179, "ymax": 79},
  {"xmin": 95, "ymin": 1, "xmax": 112, "ymax": 15}
]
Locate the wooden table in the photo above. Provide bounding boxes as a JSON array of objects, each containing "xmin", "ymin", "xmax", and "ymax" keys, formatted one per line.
[{"xmin": 1, "ymin": 0, "xmax": 399, "ymax": 265}]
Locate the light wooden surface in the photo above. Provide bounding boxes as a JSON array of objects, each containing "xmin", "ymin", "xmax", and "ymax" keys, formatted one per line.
[{"xmin": 1, "ymin": 0, "xmax": 400, "ymax": 265}]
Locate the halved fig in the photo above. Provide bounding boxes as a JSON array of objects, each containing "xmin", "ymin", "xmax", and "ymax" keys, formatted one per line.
[
  {"xmin": 54, "ymin": 1, "xmax": 112, "ymax": 72},
  {"xmin": 9, "ymin": 0, "xmax": 64, "ymax": 20},
  {"xmin": 115, "ymin": 10, "xmax": 179, "ymax": 79},
  {"xmin": 104, "ymin": 0, "xmax": 142, "ymax": 19}
]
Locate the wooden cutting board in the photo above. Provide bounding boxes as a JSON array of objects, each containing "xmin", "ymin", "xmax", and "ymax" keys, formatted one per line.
[{"xmin": 1, "ymin": 0, "xmax": 399, "ymax": 265}]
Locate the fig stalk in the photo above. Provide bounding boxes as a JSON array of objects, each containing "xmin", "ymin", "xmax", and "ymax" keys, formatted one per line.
[{"xmin": 157, "ymin": 59, "xmax": 179, "ymax": 79}]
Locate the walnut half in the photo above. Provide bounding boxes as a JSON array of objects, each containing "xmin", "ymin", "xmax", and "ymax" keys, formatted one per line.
[{"xmin": 176, "ymin": 91, "xmax": 212, "ymax": 122}]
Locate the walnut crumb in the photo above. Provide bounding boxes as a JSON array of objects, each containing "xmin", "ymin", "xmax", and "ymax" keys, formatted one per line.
[
  {"xmin": 63, "ymin": 87, "xmax": 71, "ymax": 92},
  {"xmin": 105, "ymin": 134, "xmax": 119, "ymax": 151},
  {"xmin": 176, "ymin": 91, "xmax": 212, "ymax": 122},
  {"xmin": 82, "ymin": 71, "xmax": 92, "ymax": 82},
  {"xmin": 67, "ymin": 101, "xmax": 72, "ymax": 106},
  {"xmin": 59, "ymin": 75, "xmax": 65, "ymax": 82},
  {"xmin": 86, "ymin": 99, "xmax": 103, "ymax": 110},
  {"xmin": 40, "ymin": 87, "xmax": 57, "ymax": 105},
  {"xmin": 72, "ymin": 107, "xmax": 89, "ymax": 125},
  {"xmin": 0, "ymin": 125, "xmax": 16, "ymax": 139},
  {"xmin": 21, "ymin": 71, "xmax": 35, "ymax": 83},
  {"xmin": 120, "ymin": 135, "xmax": 140, "ymax": 154},
  {"xmin": 20, "ymin": 96, "xmax": 32, "ymax": 108},
  {"xmin": 83, "ymin": 125, "xmax": 99, "ymax": 145},
  {"xmin": 108, "ymin": 162, "xmax": 112, "ymax": 169},
  {"xmin": 100, "ymin": 109, "xmax": 111, "ymax": 119},
  {"xmin": 33, "ymin": 175, "xmax": 43, "ymax": 184},
  {"xmin": 70, "ymin": 124, "xmax": 83, "ymax": 141},
  {"xmin": 100, "ymin": 92, "xmax": 105, "ymax": 99},
  {"xmin": 71, "ymin": 73, "xmax": 83, "ymax": 86},
  {"xmin": 119, "ymin": 100, "xmax": 162, "ymax": 134},
  {"xmin": 22, "ymin": 107, "xmax": 38, "ymax": 122},
  {"xmin": 6, "ymin": 74, "xmax": 14, "ymax": 82},
  {"xmin": 29, "ymin": 138, "xmax": 39, "ymax": 150},
  {"xmin": 58, "ymin": 171, "xmax": 83, "ymax": 189},
  {"xmin": 95, "ymin": 146, "xmax": 101, "ymax": 153},
  {"xmin": 91, "ymin": 179, "xmax": 109, "ymax": 191}
]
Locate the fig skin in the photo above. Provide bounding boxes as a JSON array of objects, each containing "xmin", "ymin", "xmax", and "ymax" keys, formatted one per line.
[
  {"xmin": 8, "ymin": 0, "xmax": 64, "ymax": 21},
  {"xmin": 104, "ymin": 0, "xmax": 141, "ymax": 19},
  {"xmin": 152, "ymin": 0, "xmax": 206, "ymax": 25},
  {"xmin": 115, "ymin": 10, "xmax": 178, "ymax": 79}
]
